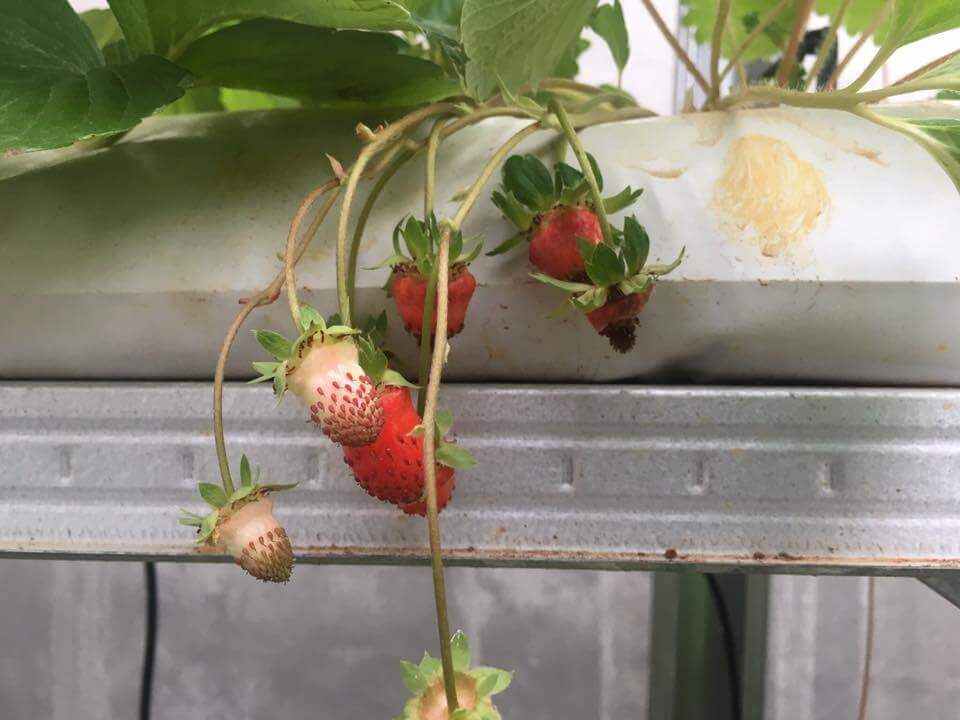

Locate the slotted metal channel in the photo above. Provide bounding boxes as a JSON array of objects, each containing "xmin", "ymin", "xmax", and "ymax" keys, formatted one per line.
[{"xmin": 3, "ymin": 382, "xmax": 960, "ymax": 582}]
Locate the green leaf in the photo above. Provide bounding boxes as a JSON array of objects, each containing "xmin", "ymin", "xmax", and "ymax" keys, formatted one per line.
[
  {"xmin": 239, "ymin": 454, "xmax": 253, "ymax": 487},
  {"xmin": 462, "ymin": 0, "xmax": 598, "ymax": 98},
  {"xmin": 382, "ymin": 369, "xmax": 420, "ymax": 389},
  {"xmin": 590, "ymin": 1, "xmax": 630, "ymax": 78},
  {"xmin": 902, "ymin": 118, "xmax": 960, "ymax": 192},
  {"xmin": 437, "ymin": 443, "xmax": 477, "ymax": 469},
  {"xmin": 939, "ymin": 90, "xmax": 960, "ymax": 100},
  {"xmin": 219, "ymin": 87, "xmax": 300, "ymax": 111},
  {"xmin": 176, "ymin": 20, "xmax": 458, "ymax": 109},
  {"xmin": 622, "ymin": 216, "xmax": 650, "ymax": 275},
  {"xmin": 106, "ymin": 0, "xmax": 418, "ymax": 59},
  {"xmin": 402, "ymin": 216, "xmax": 431, "ymax": 261},
  {"xmin": 552, "ymin": 37, "xmax": 591, "ymax": 79},
  {"xmin": 681, "ymin": 0, "xmax": 798, "ymax": 63},
  {"xmin": 603, "ymin": 186, "xmax": 643, "ymax": 215},
  {"xmin": 159, "ymin": 85, "xmax": 225, "ymax": 115},
  {"xmin": 530, "ymin": 273, "xmax": 594, "ymax": 294},
  {"xmin": 400, "ymin": 660, "xmax": 428, "ymax": 694},
  {"xmin": 585, "ymin": 242, "xmax": 626, "ymax": 287},
  {"xmin": 255, "ymin": 330, "xmax": 293, "ymax": 359},
  {"xmin": 0, "ymin": 0, "xmax": 190, "ymax": 154},
  {"xmin": 198, "ymin": 482, "xmax": 228, "ymax": 509},
  {"xmin": 876, "ymin": 0, "xmax": 960, "ymax": 47},
  {"xmin": 451, "ymin": 630, "xmax": 471, "ymax": 670},
  {"xmin": 472, "ymin": 667, "xmax": 513, "ymax": 696},
  {"xmin": 81, "ymin": 8, "xmax": 125, "ymax": 49},
  {"xmin": 486, "ymin": 231, "xmax": 528, "ymax": 257},
  {"xmin": 502, "ymin": 155, "xmax": 555, "ymax": 211},
  {"xmin": 273, "ymin": 367, "xmax": 288, "ymax": 399},
  {"xmin": 576, "ymin": 236, "xmax": 598, "ymax": 264},
  {"xmin": 258, "ymin": 481, "xmax": 298, "ymax": 492},
  {"xmin": 197, "ymin": 509, "xmax": 219, "ymax": 543}
]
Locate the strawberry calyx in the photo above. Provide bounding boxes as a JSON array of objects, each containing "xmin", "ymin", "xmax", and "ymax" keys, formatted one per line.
[
  {"xmin": 179, "ymin": 454, "xmax": 296, "ymax": 582},
  {"xmin": 488, "ymin": 152, "xmax": 642, "ymax": 256},
  {"xmin": 371, "ymin": 213, "xmax": 483, "ymax": 281},
  {"xmin": 395, "ymin": 631, "xmax": 512, "ymax": 720},
  {"xmin": 531, "ymin": 216, "xmax": 684, "ymax": 352}
]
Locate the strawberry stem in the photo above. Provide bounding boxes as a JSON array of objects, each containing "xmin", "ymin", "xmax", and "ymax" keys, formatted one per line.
[
  {"xmin": 417, "ymin": 264, "xmax": 438, "ymax": 416},
  {"xmin": 336, "ymin": 103, "xmax": 460, "ymax": 326},
  {"xmin": 421, "ymin": 222, "xmax": 459, "ymax": 712},
  {"xmin": 215, "ymin": 182, "xmax": 340, "ymax": 495},
  {"xmin": 284, "ymin": 181, "xmax": 341, "ymax": 329},
  {"xmin": 550, "ymin": 99, "xmax": 613, "ymax": 244},
  {"xmin": 424, "ymin": 118, "xmax": 446, "ymax": 218}
]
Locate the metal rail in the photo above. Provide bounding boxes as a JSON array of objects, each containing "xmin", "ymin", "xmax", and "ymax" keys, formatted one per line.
[{"xmin": 2, "ymin": 383, "xmax": 960, "ymax": 576}]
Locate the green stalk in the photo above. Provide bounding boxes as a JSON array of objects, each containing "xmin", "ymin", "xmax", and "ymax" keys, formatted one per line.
[
  {"xmin": 846, "ymin": 0, "xmax": 905, "ymax": 92},
  {"xmin": 416, "ymin": 265, "xmax": 439, "ymax": 416},
  {"xmin": 336, "ymin": 103, "xmax": 458, "ymax": 326},
  {"xmin": 549, "ymin": 100, "xmax": 612, "ymax": 243},
  {"xmin": 421, "ymin": 224, "xmax": 458, "ymax": 712},
  {"xmin": 718, "ymin": 84, "xmax": 859, "ymax": 110},
  {"xmin": 284, "ymin": 180, "xmax": 339, "ymax": 328},
  {"xmin": 805, "ymin": 0, "xmax": 853, "ymax": 91},
  {"xmin": 709, "ymin": 0, "xmax": 732, "ymax": 106},
  {"xmin": 776, "ymin": 0, "xmax": 816, "ymax": 88}
]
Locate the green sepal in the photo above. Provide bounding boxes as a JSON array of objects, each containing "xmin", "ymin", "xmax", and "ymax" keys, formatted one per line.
[
  {"xmin": 273, "ymin": 364, "xmax": 288, "ymax": 401},
  {"xmin": 418, "ymin": 652, "xmax": 441, "ymax": 677},
  {"xmin": 435, "ymin": 410, "xmax": 454, "ymax": 438},
  {"xmin": 299, "ymin": 305, "xmax": 325, "ymax": 333},
  {"xmin": 364, "ymin": 253, "xmax": 409, "ymax": 270},
  {"xmin": 576, "ymin": 236, "xmax": 597, "ymax": 264},
  {"xmin": 178, "ymin": 509, "xmax": 204, "ymax": 527},
  {"xmin": 603, "ymin": 185, "xmax": 643, "ymax": 214},
  {"xmin": 254, "ymin": 330, "xmax": 293, "ymax": 359},
  {"xmin": 449, "ymin": 710, "xmax": 482, "ymax": 720},
  {"xmin": 502, "ymin": 154, "xmax": 554, "ymax": 212},
  {"xmin": 198, "ymin": 482, "xmax": 228, "ymax": 509},
  {"xmin": 618, "ymin": 274, "xmax": 653, "ymax": 297},
  {"xmin": 228, "ymin": 484, "xmax": 257, "ymax": 504},
  {"xmin": 572, "ymin": 286, "xmax": 609, "ymax": 313},
  {"xmin": 585, "ymin": 242, "xmax": 627, "ymax": 287},
  {"xmin": 437, "ymin": 443, "xmax": 477, "ymax": 469},
  {"xmin": 645, "ymin": 246, "xmax": 685, "ymax": 276},
  {"xmin": 324, "ymin": 325, "xmax": 360, "ymax": 337},
  {"xmin": 451, "ymin": 630, "xmax": 470, "ymax": 671},
  {"xmin": 622, "ymin": 216, "xmax": 650, "ymax": 276},
  {"xmin": 470, "ymin": 667, "xmax": 513, "ymax": 696},
  {"xmin": 454, "ymin": 237, "xmax": 484, "ymax": 265},
  {"xmin": 486, "ymin": 230, "xmax": 527, "ymax": 257},
  {"xmin": 250, "ymin": 361, "xmax": 280, "ymax": 384},
  {"xmin": 358, "ymin": 337, "xmax": 389, "ymax": 385},
  {"xmin": 258, "ymin": 482, "xmax": 298, "ymax": 493},
  {"xmin": 409, "ymin": 423, "xmax": 426, "ymax": 437},
  {"xmin": 239, "ymin": 454, "xmax": 253, "ymax": 487},
  {"xmin": 530, "ymin": 273, "xmax": 594, "ymax": 294},
  {"xmin": 361, "ymin": 311, "xmax": 389, "ymax": 345},
  {"xmin": 401, "ymin": 215, "xmax": 430, "ymax": 264},
  {"xmin": 400, "ymin": 660, "xmax": 428, "ymax": 694},
  {"xmin": 491, "ymin": 189, "xmax": 536, "ymax": 231},
  {"xmin": 197, "ymin": 509, "xmax": 219, "ymax": 544},
  {"xmin": 382, "ymin": 369, "xmax": 419, "ymax": 389}
]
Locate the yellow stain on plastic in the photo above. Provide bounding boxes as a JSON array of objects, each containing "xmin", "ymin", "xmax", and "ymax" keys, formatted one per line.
[{"xmin": 713, "ymin": 135, "xmax": 829, "ymax": 258}]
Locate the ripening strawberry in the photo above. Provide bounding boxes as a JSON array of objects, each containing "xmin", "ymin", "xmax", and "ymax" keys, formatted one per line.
[
  {"xmin": 490, "ymin": 152, "xmax": 642, "ymax": 279},
  {"xmin": 342, "ymin": 387, "xmax": 469, "ymax": 515},
  {"xmin": 252, "ymin": 313, "xmax": 384, "ymax": 447},
  {"xmin": 180, "ymin": 455, "xmax": 297, "ymax": 583},
  {"xmin": 373, "ymin": 214, "xmax": 482, "ymax": 340},
  {"xmin": 587, "ymin": 286, "xmax": 655, "ymax": 353}
]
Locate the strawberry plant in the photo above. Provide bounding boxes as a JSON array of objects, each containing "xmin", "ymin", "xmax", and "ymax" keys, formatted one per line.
[{"xmin": 4, "ymin": 0, "xmax": 958, "ymax": 716}]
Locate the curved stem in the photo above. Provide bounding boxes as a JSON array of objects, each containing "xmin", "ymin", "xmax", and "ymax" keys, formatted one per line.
[
  {"xmin": 422, "ymin": 223, "xmax": 457, "ymax": 711},
  {"xmin": 336, "ymin": 103, "xmax": 458, "ymax": 326},
  {"xmin": 451, "ymin": 123, "xmax": 542, "ymax": 231},
  {"xmin": 718, "ymin": 83, "xmax": 858, "ymax": 110},
  {"xmin": 284, "ymin": 180, "xmax": 339, "ymax": 329},
  {"xmin": 710, "ymin": 0, "xmax": 732, "ymax": 105},
  {"xmin": 569, "ymin": 104, "xmax": 658, "ymax": 128},
  {"xmin": 550, "ymin": 100, "xmax": 611, "ymax": 243},
  {"xmin": 214, "ymin": 184, "xmax": 340, "ymax": 495},
  {"xmin": 639, "ymin": 0, "xmax": 711, "ymax": 94},
  {"xmin": 424, "ymin": 119, "xmax": 446, "ymax": 218},
  {"xmin": 805, "ymin": 0, "xmax": 852, "ymax": 91},
  {"xmin": 892, "ymin": 48, "xmax": 960, "ymax": 87},
  {"xmin": 719, "ymin": 0, "xmax": 790, "ymax": 83}
]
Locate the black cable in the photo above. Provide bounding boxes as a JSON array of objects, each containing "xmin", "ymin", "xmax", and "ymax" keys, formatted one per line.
[
  {"xmin": 140, "ymin": 562, "xmax": 158, "ymax": 720},
  {"xmin": 705, "ymin": 574, "xmax": 742, "ymax": 720}
]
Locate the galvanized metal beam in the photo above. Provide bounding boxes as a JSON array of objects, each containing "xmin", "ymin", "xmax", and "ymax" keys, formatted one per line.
[{"xmin": 3, "ymin": 383, "xmax": 960, "ymax": 574}]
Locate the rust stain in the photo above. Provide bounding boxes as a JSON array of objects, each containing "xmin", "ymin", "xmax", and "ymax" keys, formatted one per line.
[
  {"xmin": 753, "ymin": 551, "xmax": 766, "ymax": 560},
  {"xmin": 713, "ymin": 135, "xmax": 830, "ymax": 258},
  {"xmin": 937, "ymin": 342, "xmax": 949, "ymax": 351},
  {"xmin": 664, "ymin": 548, "xmax": 678, "ymax": 560}
]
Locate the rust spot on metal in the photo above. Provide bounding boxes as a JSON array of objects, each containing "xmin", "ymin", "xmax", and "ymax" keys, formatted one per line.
[
  {"xmin": 753, "ymin": 551, "xmax": 766, "ymax": 560},
  {"xmin": 664, "ymin": 548, "xmax": 678, "ymax": 560},
  {"xmin": 777, "ymin": 551, "xmax": 801, "ymax": 561}
]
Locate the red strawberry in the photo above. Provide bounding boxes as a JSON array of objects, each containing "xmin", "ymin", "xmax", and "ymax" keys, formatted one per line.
[
  {"xmin": 392, "ymin": 263, "xmax": 478, "ymax": 339},
  {"xmin": 529, "ymin": 206, "xmax": 602, "ymax": 279},
  {"xmin": 342, "ymin": 387, "xmax": 455, "ymax": 515},
  {"xmin": 586, "ymin": 286, "xmax": 654, "ymax": 353}
]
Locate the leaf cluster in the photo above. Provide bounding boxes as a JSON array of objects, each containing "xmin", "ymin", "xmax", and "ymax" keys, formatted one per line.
[{"xmin": 373, "ymin": 214, "xmax": 482, "ymax": 278}]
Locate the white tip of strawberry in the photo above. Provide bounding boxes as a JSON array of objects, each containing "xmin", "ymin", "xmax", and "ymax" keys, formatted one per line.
[
  {"xmin": 214, "ymin": 497, "xmax": 293, "ymax": 583},
  {"xmin": 287, "ymin": 336, "xmax": 385, "ymax": 447}
]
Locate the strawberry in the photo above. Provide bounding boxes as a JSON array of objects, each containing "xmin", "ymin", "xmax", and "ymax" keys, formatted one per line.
[
  {"xmin": 397, "ymin": 631, "xmax": 512, "ymax": 720},
  {"xmin": 342, "ymin": 386, "xmax": 473, "ymax": 515},
  {"xmin": 490, "ymin": 152, "xmax": 642, "ymax": 279},
  {"xmin": 532, "ymin": 216, "xmax": 683, "ymax": 353},
  {"xmin": 180, "ymin": 455, "xmax": 297, "ymax": 583},
  {"xmin": 251, "ymin": 308, "xmax": 386, "ymax": 447},
  {"xmin": 372, "ymin": 214, "xmax": 482, "ymax": 340}
]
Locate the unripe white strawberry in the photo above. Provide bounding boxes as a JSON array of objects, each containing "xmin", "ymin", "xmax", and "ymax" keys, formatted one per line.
[
  {"xmin": 214, "ymin": 496, "xmax": 293, "ymax": 583},
  {"xmin": 286, "ymin": 335, "xmax": 384, "ymax": 446}
]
